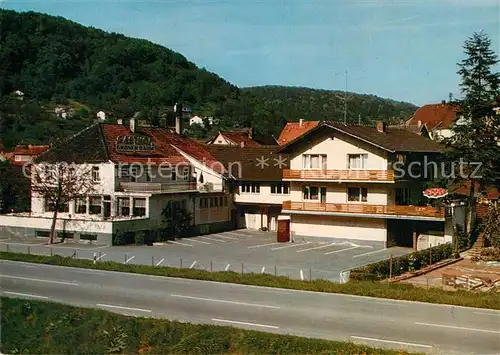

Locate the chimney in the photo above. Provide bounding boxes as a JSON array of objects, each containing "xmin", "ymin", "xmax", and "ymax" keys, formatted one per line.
[
  {"xmin": 117, "ymin": 118, "xmax": 123, "ymax": 125},
  {"xmin": 376, "ymin": 121, "xmax": 387, "ymax": 133},
  {"xmin": 417, "ymin": 120, "xmax": 422, "ymax": 128},
  {"xmin": 299, "ymin": 119, "xmax": 304, "ymax": 127},
  {"xmin": 248, "ymin": 127, "xmax": 253, "ymax": 139},
  {"xmin": 240, "ymin": 141, "xmax": 245, "ymax": 148},
  {"xmin": 130, "ymin": 117, "xmax": 135, "ymax": 132},
  {"xmin": 174, "ymin": 102, "xmax": 183, "ymax": 135}
]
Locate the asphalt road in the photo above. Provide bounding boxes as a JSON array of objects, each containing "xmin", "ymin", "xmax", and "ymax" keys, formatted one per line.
[{"xmin": 1, "ymin": 260, "xmax": 499, "ymax": 354}]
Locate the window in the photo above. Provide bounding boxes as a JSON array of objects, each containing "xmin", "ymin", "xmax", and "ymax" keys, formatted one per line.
[
  {"xmin": 200, "ymin": 198, "xmax": 208, "ymax": 208},
  {"xmin": 171, "ymin": 169, "xmax": 177, "ymax": 181},
  {"xmin": 120, "ymin": 165, "xmax": 130, "ymax": 178},
  {"xmin": 241, "ymin": 183, "xmax": 260, "ymax": 194},
  {"xmin": 75, "ymin": 196, "xmax": 87, "ymax": 214},
  {"xmin": 302, "ymin": 154, "xmax": 327, "ymax": 169},
  {"xmin": 145, "ymin": 166, "xmax": 152, "ymax": 182},
  {"xmin": 348, "ymin": 154, "xmax": 368, "ymax": 169},
  {"xmin": 92, "ymin": 166, "xmax": 100, "ymax": 182},
  {"xmin": 130, "ymin": 166, "xmax": 139, "ymax": 183},
  {"xmin": 182, "ymin": 166, "xmax": 189, "ymax": 181},
  {"xmin": 45, "ymin": 199, "xmax": 69, "ymax": 213},
  {"xmin": 132, "ymin": 198, "xmax": 146, "ymax": 216},
  {"xmin": 219, "ymin": 196, "xmax": 224, "ymax": 207},
  {"xmin": 348, "ymin": 187, "xmax": 368, "ymax": 202},
  {"xmin": 303, "ymin": 186, "xmax": 326, "ymax": 202},
  {"xmin": 80, "ymin": 234, "xmax": 97, "ymax": 241},
  {"xmin": 89, "ymin": 196, "xmax": 102, "ymax": 215},
  {"xmin": 396, "ymin": 188, "xmax": 411, "ymax": 205},
  {"xmin": 271, "ymin": 182, "xmax": 290, "ymax": 195},
  {"xmin": 117, "ymin": 197, "xmax": 130, "ymax": 216},
  {"xmin": 224, "ymin": 196, "xmax": 228, "ymax": 206}
]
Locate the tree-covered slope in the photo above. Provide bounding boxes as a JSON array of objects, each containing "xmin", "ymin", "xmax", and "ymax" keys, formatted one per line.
[{"xmin": 0, "ymin": 9, "xmax": 418, "ymax": 147}]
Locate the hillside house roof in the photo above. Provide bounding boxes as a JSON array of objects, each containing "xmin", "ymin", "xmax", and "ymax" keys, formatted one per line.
[
  {"xmin": 205, "ymin": 145, "xmax": 288, "ymax": 181},
  {"xmin": 278, "ymin": 121, "xmax": 443, "ymax": 154},
  {"xmin": 406, "ymin": 102, "xmax": 459, "ymax": 131},
  {"xmin": 207, "ymin": 130, "xmax": 262, "ymax": 147},
  {"xmin": 278, "ymin": 121, "xmax": 319, "ymax": 145},
  {"xmin": 453, "ymin": 181, "xmax": 500, "ymax": 201}
]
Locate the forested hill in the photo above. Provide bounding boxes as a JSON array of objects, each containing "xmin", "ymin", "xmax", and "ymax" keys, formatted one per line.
[{"xmin": 0, "ymin": 9, "xmax": 417, "ymax": 149}]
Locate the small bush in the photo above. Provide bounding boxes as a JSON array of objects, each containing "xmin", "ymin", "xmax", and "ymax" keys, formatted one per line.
[{"xmin": 350, "ymin": 243, "xmax": 453, "ymax": 281}]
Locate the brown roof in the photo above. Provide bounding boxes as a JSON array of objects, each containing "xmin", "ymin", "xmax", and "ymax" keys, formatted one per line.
[
  {"xmin": 278, "ymin": 121, "xmax": 319, "ymax": 145},
  {"xmin": 215, "ymin": 131, "xmax": 262, "ymax": 147},
  {"xmin": 12, "ymin": 144, "xmax": 50, "ymax": 156},
  {"xmin": 407, "ymin": 102, "xmax": 459, "ymax": 130},
  {"xmin": 278, "ymin": 121, "xmax": 443, "ymax": 153},
  {"xmin": 205, "ymin": 145, "xmax": 289, "ymax": 181},
  {"xmin": 453, "ymin": 181, "xmax": 500, "ymax": 200}
]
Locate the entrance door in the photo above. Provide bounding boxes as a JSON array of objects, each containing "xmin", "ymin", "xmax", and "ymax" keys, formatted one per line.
[
  {"xmin": 277, "ymin": 219, "xmax": 290, "ymax": 242},
  {"xmin": 103, "ymin": 195, "xmax": 111, "ymax": 219},
  {"xmin": 320, "ymin": 187, "xmax": 327, "ymax": 203}
]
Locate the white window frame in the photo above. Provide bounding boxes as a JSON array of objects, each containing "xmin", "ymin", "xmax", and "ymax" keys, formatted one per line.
[
  {"xmin": 347, "ymin": 187, "xmax": 368, "ymax": 203},
  {"xmin": 92, "ymin": 166, "xmax": 100, "ymax": 182},
  {"xmin": 271, "ymin": 182, "xmax": 290, "ymax": 195},
  {"xmin": 241, "ymin": 183, "xmax": 260, "ymax": 194},
  {"xmin": 348, "ymin": 154, "xmax": 368, "ymax": 170},
  {"xmin": 302, "ymin": 154, "xmax": 327, "ymax": 170}
]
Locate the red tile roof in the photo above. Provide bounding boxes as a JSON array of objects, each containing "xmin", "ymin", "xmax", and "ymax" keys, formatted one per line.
[
  {"xmin": 12, "ymin": 144, "xmax": 50, "ymax": 156},
  {"xmin": 278, "ymin": 121, "xmax": 319, "ymax": 145},
  {"xmin": 216, "ymin": 131, "xmax": 262, "ymax": 147},
  {"xmin": 453, "ymin": 181, "xmax": 500, "ymax": 200},
  {"xmin": 407, "ymin": 102, "xmax": 459, "ymax": 130}
]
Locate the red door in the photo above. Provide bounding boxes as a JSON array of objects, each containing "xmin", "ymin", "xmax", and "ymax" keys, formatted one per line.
[{"xmin": 277, "ymin": 219, "xmax": 290, "ymax": 242}]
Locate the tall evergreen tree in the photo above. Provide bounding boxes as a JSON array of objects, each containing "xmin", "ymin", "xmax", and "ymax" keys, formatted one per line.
[{"xmin": 445, "ymin": 31, "xmax": 500, "ymax": 236}]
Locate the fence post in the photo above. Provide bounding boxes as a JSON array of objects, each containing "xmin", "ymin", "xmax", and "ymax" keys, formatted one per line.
[
  {"xmin": 152, "ymin": 256, "xmax": 154, "ymax": 267},
  {"xmin": 28, "ymin": 246, "xmax": 30, "ymax": 254},
  {"xmin": 309, "ymin": 268, "xmax": 312, "ymax": 281},
  {"xmin": 429, "ymin": 244, "xmax": 432, "ymax": 265},
  {"xmin": 210, "ymin": 261, "xmax": 213, "ymax": 272},
  {"xmin": 99, "ymin": 251, "xmax": 101, "ymax": 262},
  {"xmin": 124, "ymin": 253, "xmax": 127, "ymax": 264},
  {"xmin": 50, "ymin": 247, "xmax": 53, "ymax": 256},
  {"xmin": 274, "ymin": 265, "xmax": 277, "ymax": 276},
  {"xmin": 389, "ymin": 253, "xmax": 393, "ymax": 279},
  {"xmin": 241, "ymin": 262, "xmax": 244, "ymax": 274},
  {"xmin": 74, "ymin": 249, "xmax": 77, "ymax": 259},
  {"xmin": 180, "ymin": 258, "xmax": 183, "ymax": 268},
  {"xmin": 6, "ymin": 244, "xmax": 9, "ymax": 253},
  {"xmin": 93, "ymin": 252, "xmax": 96, "ymax": 265}
]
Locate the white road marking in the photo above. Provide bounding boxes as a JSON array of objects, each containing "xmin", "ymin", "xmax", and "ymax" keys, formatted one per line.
[
  {"xmin": 297, "ymin": 243, "xmax": 336, "ymax": 253},
  {"xmin": 97, "ymin": 303, "xmax": 152, "ymax": 313},
  {"xmin": 353, "ymin": 248, "xmax": 388, "ymax": 258},
  {"xmin": 300, "ymin": 269, "xmax": 304, "ymax": 280},
  {"xmin": 212, "ymin": 234, "xmax": 239, "ymax": 240},
  {"xmin": 1, "ymin": 242, "xmax": 45, "ymax": 246},
  {"xmin": 186, "ymin": 239, "xmax": 211, "ymax": 245},
  {"xmin": 168, "ymin": 240, "xmax": 194, "ymax": 247},
  {"xmin": 0, "ymin": 275, "xmax": 79, "ymax": 286},
  {"xmin": 414, "ymin": 322, "xmax": 500, "ymax": 334},
  {"xmin": 96, "ymin": 253, "xmax": 106, "ymax": 261},
  {"xmin": 350, "ymin": 299, "xmax": 408, "ymax": 307},
  {"xmin": 350, "ymin": 336, "xmax": 432, "ymax": 348},
  {"xmin": 189, "ymin": 261, "xmax": 197, "ymax": 269},
  {"xmin": 212, "ymin": 318, "xmax": 279, "ymax": 329},
  {"xmin": 248, "ymin": 242, "xmax": 281, "ymax": 249},
  {"xmin": 3, "ymin": 291, "xmax": 49, "ymax": 299},
  {"xmin": 261, "ymin": 266, "xmax": 266, "ymax": 274},
  {"xmin": 324, "ymin": 246, "xmax": 359, "ymax": 255},
  {"xmin": 125, "ymin": 256, "xmax": 135, "ymax": 264},
  {"xmin": 155, "ymin": 258, "xmax": 164, "ymax": 267},
  {"xmin": 271, "ymin": 242, "xmax": 310, "ymax": 250},
  {"xmin": 224, "ymin": 264, "xmax": 231, "ymax": 271},
  {"xmin": 170, "ymin": 294, "xmax": 280, "ymax": 309},
  {"xmin": 199, "ymin": 236, "xmax": 226, "ymax": 243},
  {"xmin": 474, "ymin": 311, "xmax": 500, "ymax": 317}
]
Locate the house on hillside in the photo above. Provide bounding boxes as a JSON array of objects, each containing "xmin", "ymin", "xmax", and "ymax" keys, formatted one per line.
[
  {"xmin": 0, "ymin": 118, "xmax": 235, "ymax": 245},
  {"xmin": 277, "ymin": 120, "xmax": 454, "ymax": 249},
  {"xmin": 206, "ymin": 145, "xmax": 289, "ymax": 231},
  {"xmin": 8, "ymin": 144, "xmax": 50, "ymax": 166},
  {"xmin": 406, "ymin": 101, "xmax": 461, "ymax": 141},
  {"xmin": 189, "ymin": 115, "xmax": 215, "ymax": 127},
  {"xmin": 13, "ymin": 90, "xmax": 24, "ymax": 100},
  {"xmin": 206, "ymin": 129, "xmax": 262, "ymax": 147},
  {"xmin": 97, "ymin": 110, "xmax": 114, "ymax": 121}
]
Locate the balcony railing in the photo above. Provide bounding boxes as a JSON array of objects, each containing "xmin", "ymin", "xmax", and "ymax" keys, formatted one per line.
[
  {"xmin": 282, "ymin": 201, "xmax": 445, "ymax": 219},
  {"xmin": 119, "ymin": 182, "xmax": 198, "ymax": 193},
  {"xmin": 283, "ymin": 169, "xmax": 395, "ymax": 182}
]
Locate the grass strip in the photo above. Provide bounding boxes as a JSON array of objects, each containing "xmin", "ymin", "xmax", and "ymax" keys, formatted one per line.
[
  {"xmin": 1, "ymin": 251, "xmax": 498, "ymax": 310},
  {"xmin": 1, "ymin": 297, "xmax": 417, "ymax": 354}
]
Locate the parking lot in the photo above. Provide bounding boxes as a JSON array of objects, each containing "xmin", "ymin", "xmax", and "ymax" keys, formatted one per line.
[{"xmin": 0, "ymin": 230, "xmax": 411, "ymax": 282}]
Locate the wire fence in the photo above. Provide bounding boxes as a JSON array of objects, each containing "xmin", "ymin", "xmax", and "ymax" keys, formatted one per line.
[{"xmin": 1, "ymin": 242, "xmax": 343, "ymax": 282}]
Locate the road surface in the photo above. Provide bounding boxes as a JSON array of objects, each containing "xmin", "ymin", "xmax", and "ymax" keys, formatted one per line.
[{"xmin": 1, "ymin": 260, "xmax": 499, "ymax": 354}]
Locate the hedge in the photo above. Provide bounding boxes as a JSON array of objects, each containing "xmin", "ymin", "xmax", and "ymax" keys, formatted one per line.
[
  {"xmin": 350, "ymin": 243, "xmax": 453, "ymax": 281},
  {"xmin": 2, "ymin": 251, "xmax": 499, "ymax": 310},
  {"xmin": 1, "ymin": 297, "xmax": 413, "ymax": 355}
]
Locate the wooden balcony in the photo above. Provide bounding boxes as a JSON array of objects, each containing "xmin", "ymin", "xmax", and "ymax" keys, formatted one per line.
[
  {"xmin": 283, "ymin": 169, "xmax": 395, "ymax": 182},
  {"xmin": 119, "ymin": 182, "xmax": 198, "ymax": 193},
  {"xmin": 282, "ymin": 201, "xmax": 445, "ymax": 219}
]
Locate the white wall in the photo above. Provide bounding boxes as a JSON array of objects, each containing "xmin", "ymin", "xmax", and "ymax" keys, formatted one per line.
[
  {"xmin": 291, "ymin": 214, "xmax": 387, "ymax": 242},
  {"xmin": 234, "ymin": 183, "xmax": 289, "ymax": 205},
  {"xmin": 290, "ymin": 182, "xmax": 389, "ymax": 205}
]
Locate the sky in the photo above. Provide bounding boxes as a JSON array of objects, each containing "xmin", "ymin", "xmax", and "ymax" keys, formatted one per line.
[{"xmin": 1, "ymin": 0, "xmax": 499, "ymax": 105}]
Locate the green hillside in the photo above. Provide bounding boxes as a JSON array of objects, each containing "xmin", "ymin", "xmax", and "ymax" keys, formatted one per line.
[{"xmin": 0, "ymin": 9, "xmax": 418, "ymax": 149}]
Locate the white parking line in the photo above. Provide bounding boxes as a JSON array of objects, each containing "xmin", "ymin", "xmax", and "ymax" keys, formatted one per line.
[
  {"xmin": 97, "ymin": 303, "xmax": 152, "ymax": 313},
  {"xmin": 169, "ymin": 240, "xmax": 194, "ymax": 247},
  {"xmin": 224, "ymin": 264, "xmax": 231, "ymax": 271},
  {"xmin": 296, "ymin": 243, "xmax": 336, "ymax": 253},
  {"xmin": 248, "ymin": 242, "xmax": 281, "ymax": 249},
  {"xmin": 171, "ymin": 294, "xmax": 280, "ymax": 309},
  {"xmin": 271, "ymin": 242, "xmax": 310, "ymax": 251},
  {"xmin": 155, "ymin": 258, "xmax": 164, "ymax": 267},
  {"xmin": 324, "ymin": 246, "xmax": 359, "ymax": 255},
  {"xmin": 3, "ymin": 291, "xmax": 49, "ymax": 299},
  {"xmin": 212, "ymin": 234, "xmax": 239, "ymax": 240},
  {"xmin": 350, "ymin": 336, "xmax": 432, "ymax": 349},
  {"xmin": 125, "ymin": 256, "xmax": 135, "ymax": 264},
  {"xmin": 212, "ymin": 318, "xmax": 279, "ymax": 329},
  {"xmin": 199, "ymin": 236, "xmax": 226, "ymax": 243},
  {"xmin": 187, "ymin": 239, "xmax": 211, "ymax": 245},
  {"xmin": 0, "ymin": 275, "xmax": 79, "ymax": 286},
  {"xmin": 353, "ymin": 248, "xmax": 387, "ymax": 258},
  {"xmin": 414, "ymin": 322, "xmax": 500, "ymax": 334},
  {"xmin": 96, "ymin": 253, "xmax": 106, "ymax": 261},
  {"xmin": 225, "ymin": 231, "xmax": 253, "ymax": 238}
]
